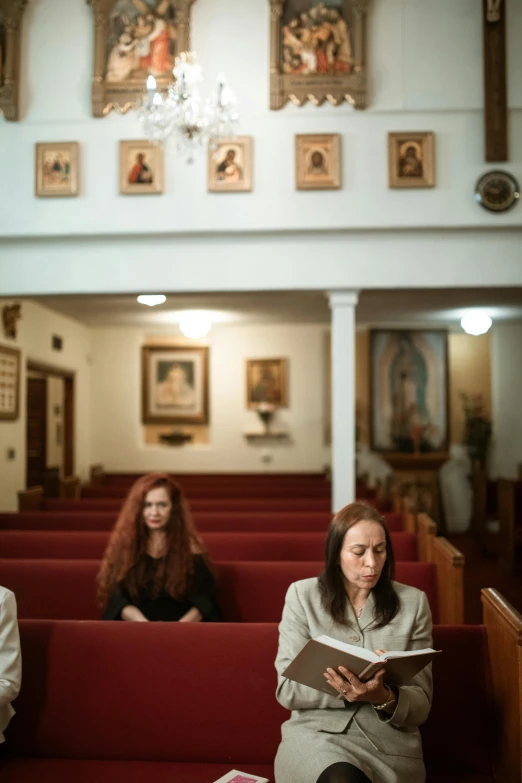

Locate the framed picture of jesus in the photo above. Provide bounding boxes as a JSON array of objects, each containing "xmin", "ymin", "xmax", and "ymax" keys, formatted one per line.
[
  {"xmin": 268, "ymin": 0, "xmax": 369, "ymax": 110},
  {"xmin": 87, "ymin": 0, "xmax": 196, "ymax": 117}
]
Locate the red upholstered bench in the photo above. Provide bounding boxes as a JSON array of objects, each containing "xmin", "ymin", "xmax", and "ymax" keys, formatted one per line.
[
  {"xmin": 3, "ymin": 591, "xmax": 519, "ymax": 783},
  {"xmin": 0, "ymin": 511, "xmax": 404, "ymax": 533},
  {"xmin": 0, "ymin": 530, "xmax": 417, "ymax": 561},
  {"xmin": 0, "ymin": 559, "xmax": 438, "ymax": 622}
]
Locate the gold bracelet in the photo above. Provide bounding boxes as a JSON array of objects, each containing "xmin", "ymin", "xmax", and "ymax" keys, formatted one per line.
[{"xmin": 373, "ymin": 684, "xmax": 396, "ymax": 711}]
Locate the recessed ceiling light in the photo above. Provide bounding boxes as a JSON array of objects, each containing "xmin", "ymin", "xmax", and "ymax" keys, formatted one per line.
[
  {"xmin": 179, "ymin": 312, "xmax": 212, "ymax": 339},
  {"xmin": 137, "ymin": 295, "xmax": 166, "ymax": 307},
  {"xmin": 461, "ymin": 313, "xmax": 492, "ymax": 336}
]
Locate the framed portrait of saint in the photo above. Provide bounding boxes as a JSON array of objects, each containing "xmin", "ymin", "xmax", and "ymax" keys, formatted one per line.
[
  {"xmin": 370, "ymin": 330, "xmax": 449, "ymax": 454},
  {"xmin": 246, "ymin": 358, "xmax": 288, "ymax": 409},
  {"xmin": 0, "ymin": 344, "xmax": 20, "ymax": 421},
  {"xmin": 87, "ymin": 0, "xmax": 196, "ymax": 117},
  {"xmin": 35, "ymin": 142, "xmax": 79, "ymax": 198},
  {"xmin": 295, "ymin": 134, "xmax": 340, "ymax": 190},
  {"xmin": 119, "ymin": 140, "xmax": 163, "ymax": 194},
  {"xmin": 0, "ymin": 0, "xmax": 28, "ymax": 121},
  {"xmin": 208, "ymin": 137, "xmax": 252, "ymax": 193},
  {"xmin": 388, "ymin": 132, "xmax": 435, "ymax": 189},
  {"xmin": 268, "ymin": 0, "xmax": 369, "ymax": 110},
  {"xmin": 142, "ymin": 345, "xmax": 209, "ymax": 424}
]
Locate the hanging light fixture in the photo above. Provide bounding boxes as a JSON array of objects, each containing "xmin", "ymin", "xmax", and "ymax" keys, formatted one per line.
[
  {"xmin": 179, "ymin": 311, "xmax": 212, "ymax": 339},
  {"xmin": 138, "ymin": 52, "xmax": 239, "ymax": 164},
  {"xmin": 137, "ymin": 295, "xmax": 166, "ymax": 307},
  {"xmin": 460, "ymin": 313, "xmax": 493, "ymax": 335}
]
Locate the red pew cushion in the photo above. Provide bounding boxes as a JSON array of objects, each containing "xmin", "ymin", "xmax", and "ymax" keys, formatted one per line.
[
  {"xmin": 0, "ymin": 530, "xmax": 417, "ymax": 561},
  {"xmin": 0, "ymin": 559, "xmax": 438, "ymax": 622},
  {"xmin": 0, "ymin": 623, "xmax": 495, "ymax": 781}
]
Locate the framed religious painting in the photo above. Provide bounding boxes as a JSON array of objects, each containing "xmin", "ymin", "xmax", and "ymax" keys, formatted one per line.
[
  {"xmin": 388, "ymin": 132, "xmax": 435, "ymax": 189},
  {"xmin": 295, "ymin": 133, "xmax": 341, "ymax": 190},
  {"xmin": 142, "ymin": 345, "xmax": 209, "ymax": 424},
  {"xmin": 87, "ymin": 0, "xmax": 196, "ymax": 118},
  {"xmin": 119, "ymin": 140, "xmax": 163, "ymax": 194},
  {"xmin": 246, "ymin": 358, "xmax": 288, "ymax": 409},
  {"xmin": 0, "ymin": 344, "xmax": 20, "ymax": 421},
  {"xmin": 370, "ymin": 330, "xmax": 449, "ymax": 454},
  {"xmin": 35, "ymin": 142, "xmax": 80, "ymax": 198},
  {"xmin": 268, "ymin": 0, "xmax": 369, "ymax": 110},
  {"xmin": 208, "ymin": 137, "xmax": 253, "ymax": 193},
  {"xmin": 0, "ymin": 0, "xmax": 28, "ymax": 121}
]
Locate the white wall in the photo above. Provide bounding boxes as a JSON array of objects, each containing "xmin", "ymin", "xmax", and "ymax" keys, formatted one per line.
[
  {"xmin": 0, "ymin": 0, "xmax": 521, "ymax": 297},
  {"xmin": 0, "ymin": 302, "xmax": 92, "ymax": 511},
  {"xmin": 90, "ymin": 323, "xmax": 329, "ymax": 472},
  {"xmin": 490, "ymin": 324, "xmax": 522, "ymax": 479}
]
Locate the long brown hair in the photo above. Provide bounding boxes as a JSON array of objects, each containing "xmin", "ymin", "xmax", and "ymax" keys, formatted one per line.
[
  {"xmin": 318, "ymin": 501, "xmax": 400, "ymax": 628},
  {"xmin": 96, "ymin": 473, "xmax": 204, "ymax": 606}
]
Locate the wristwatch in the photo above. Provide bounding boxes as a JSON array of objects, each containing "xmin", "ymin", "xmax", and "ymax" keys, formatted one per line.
[{"xmin": 373, "ymin": 684, "xmax": 397, "ymax": 712}]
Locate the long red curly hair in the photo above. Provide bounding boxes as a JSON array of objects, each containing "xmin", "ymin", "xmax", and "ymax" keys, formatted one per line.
[{"xmin": 96, "ymin": 473, "xmax": 204, "ymax": 607}]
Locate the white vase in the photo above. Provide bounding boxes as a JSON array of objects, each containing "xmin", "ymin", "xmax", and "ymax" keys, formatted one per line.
[{"xmin": 439, "ymin": 445, "xmax": 472, "ymax": 533}]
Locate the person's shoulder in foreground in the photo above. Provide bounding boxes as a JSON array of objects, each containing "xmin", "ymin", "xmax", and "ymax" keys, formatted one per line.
[{"xmin": 0, "ymin": 584, "xmax": 22, "ymax": 743}]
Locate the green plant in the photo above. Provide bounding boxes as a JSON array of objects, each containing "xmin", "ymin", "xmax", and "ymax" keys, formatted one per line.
[{"xmin": 460, "ymin": 392, "xmax": 492, "ymax": 467}]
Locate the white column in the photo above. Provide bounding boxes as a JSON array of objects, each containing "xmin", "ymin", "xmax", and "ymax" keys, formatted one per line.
[
  {"xmin": 491, "ymin": 324, "xmax": 522, "ymax": 478},
  {"xmin": 328, "ymin": 290, "xmax": 359, "ymax": 513}
]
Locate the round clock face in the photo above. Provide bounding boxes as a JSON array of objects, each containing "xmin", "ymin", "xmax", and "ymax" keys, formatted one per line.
[{"xmin": 475, "ymin": 170, "xmax": 520, "ymax": 213}]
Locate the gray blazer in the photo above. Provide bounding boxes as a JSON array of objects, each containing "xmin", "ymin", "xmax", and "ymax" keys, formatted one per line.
[
  {"xmin": 275, "ymin": 578, "xmax": 433, "ymax": 759},
  {"xmin": 0, "ymin": 586, "xmax": 21, "ymax": 743}
]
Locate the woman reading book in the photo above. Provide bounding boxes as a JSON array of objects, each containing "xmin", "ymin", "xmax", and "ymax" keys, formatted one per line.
[
  {"xmin": 274, "ymin": 502, "xmax": 433, "ymax": 783},
  {"xmin": 97, "ymin": 473, "xmax": 221, "ymax": 623}
]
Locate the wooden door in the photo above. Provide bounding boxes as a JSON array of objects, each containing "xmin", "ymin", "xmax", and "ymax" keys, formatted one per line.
[
  {"xmin": 26, "ymin": 377, "xmax": 47, "ymax": 488},
  {"xmin": 63, "ymin": 376, "xmax": 74, "ymax": 476}
]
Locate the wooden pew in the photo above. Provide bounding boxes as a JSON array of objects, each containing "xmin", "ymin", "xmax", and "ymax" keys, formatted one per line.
[
  {"xmin": 90, "ymin": 464, "xmax": 105, "ymax": 485},
  {"xmin": 481, "ymin": 588, "xmax": 522, "ymax": 783},
  {"xmin": 59, "ymin": 475, "xmax": 81, "ymax": 500},
  {"xmin": 409, "ymin": 512, "xmax": 465, "ymax": 625},
  {"xmin": 17, "ymin": 486, "xmax": 44, "ymax": 512}
]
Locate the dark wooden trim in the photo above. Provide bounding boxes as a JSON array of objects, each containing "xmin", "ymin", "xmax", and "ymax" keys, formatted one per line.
[
  {"xmin": 64, "ymin": 376, "xmax": 74, "ymax": 477},
  {"xmin": 483, "ymin": 0, "xmax": 508, "ymax": 161},
  {"xmin": 27, "ymin": 360, "xmax": 74, "ymax": 379}
]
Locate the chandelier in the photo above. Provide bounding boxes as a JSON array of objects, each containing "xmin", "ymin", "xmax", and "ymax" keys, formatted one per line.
[{"xmin": 138, "ymin": 52, "xmax": 239, "ymax": 164}]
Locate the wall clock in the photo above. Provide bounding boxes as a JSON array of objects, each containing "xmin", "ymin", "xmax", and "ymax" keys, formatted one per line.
[{"xmin": 475, "ymin": 170, "xmax": 520, "ymax": 213}]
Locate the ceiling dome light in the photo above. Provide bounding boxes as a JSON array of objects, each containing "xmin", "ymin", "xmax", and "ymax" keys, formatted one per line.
[
  {"xmin": 461, "ymin": 313, "xmax": 492, "ymax": 336},
  {"xmin": 137, "ymin": 295, "xmax": 166, "ymax": 307},
  {"xmin": 179, "ymin": 312, "xmax": 212, "ymax": 339}
]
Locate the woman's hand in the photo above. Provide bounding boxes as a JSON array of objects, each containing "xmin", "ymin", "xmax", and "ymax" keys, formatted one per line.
[{"xmin": 324, "ymin": 665, "xmax": 389, "ymax": 705}]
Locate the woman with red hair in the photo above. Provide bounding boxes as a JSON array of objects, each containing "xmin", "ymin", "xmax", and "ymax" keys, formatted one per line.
[{"xmin": 98, "ymin": 473, "xmax": 221, "ymax": 622}]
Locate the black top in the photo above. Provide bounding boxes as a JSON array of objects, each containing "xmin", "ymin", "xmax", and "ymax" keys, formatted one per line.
[{"xmin": 102, "ymin": 554, "xmax": 222, "ymax": 622}]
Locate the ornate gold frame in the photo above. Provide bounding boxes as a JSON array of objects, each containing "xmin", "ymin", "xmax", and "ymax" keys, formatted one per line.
[
  {"xmin": 246, "ymin": 358, "xmax": 288, "ymax": 409},
  {"xmin": 86, "ymin": 0, "xmax": 196, "ymax": 118},
  {"xmin": 388, "ymin": 132, "xmax": 435, "ymax": 189},
  {"xmin": 295, "ymin": 133, "xmax": 341, "ymax": 190},
  {"xmin": 208, "ymin": 136, "xmax": 253, "ymax": 193},
  {"xmin": 0, "ymin": 0, "xmax": 27, "ymax": 121},
  {"xmin": 268, "ymin": 0, "xmax": 369, "ymax": 110}
]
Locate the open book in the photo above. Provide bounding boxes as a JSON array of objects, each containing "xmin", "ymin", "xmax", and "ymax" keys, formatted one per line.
[
  {"xmin": 282, "ymin": 634, "xmax": 440, "ymax": 695},
  {"xmin": 212, "ymin": 772, "xmax": 269, "ymax": 783}
]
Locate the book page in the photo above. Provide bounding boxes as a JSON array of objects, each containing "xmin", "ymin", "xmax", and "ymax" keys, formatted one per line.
[{"xmin": 315, "ymin": 635, "xmax": 378, "ymax": 662}]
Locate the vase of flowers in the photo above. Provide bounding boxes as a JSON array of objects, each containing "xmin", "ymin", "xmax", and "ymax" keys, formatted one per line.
[
  {"xmin": 256, "ymin": 402, "xmax": 276, "ymax": 434},
  {"xmin": 460, "ymin": 392, "xmax": 492, "ymax": 469}
]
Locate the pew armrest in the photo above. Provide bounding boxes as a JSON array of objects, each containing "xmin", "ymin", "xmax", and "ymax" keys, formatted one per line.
[
  {"xmin": 417, "ymin": 512, "xmax": 437, "ymax": 562},
  {"xmin": 59, "ymin": 476, "xmax": 81, "ymax": 500},
  {"xmin": 481, "ymin": 588, "xmax": 522, "ymax": 783},
  {"xmin": 430, "ymin": 536, "xmax": 464, "ymax": 624},
  {"xmin": 90, "ymin": 465, "xmax": 104, "ymax": 486},
  {"xmin": 18, "ymin": 486, "xmax": 44, "ymax": 511}
]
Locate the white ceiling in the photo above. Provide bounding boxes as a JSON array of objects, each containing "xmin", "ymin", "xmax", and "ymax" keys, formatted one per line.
[{"xmin": 12, "ymin": 288, "xmax": 522, "ymax": 329}]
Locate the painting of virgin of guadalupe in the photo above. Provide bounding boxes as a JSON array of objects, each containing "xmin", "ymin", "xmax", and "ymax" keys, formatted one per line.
[
  {"xmin": 370, "ymin": 330, "xmax": 449, "ymax": 454},
  {"xmin": 270, "ymin": 0, "xmax": 368, "ymax": 109},
  {"xmin": 88, "ymin": 0, "xmax": 194, "ymax": 117}
]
